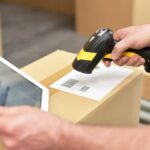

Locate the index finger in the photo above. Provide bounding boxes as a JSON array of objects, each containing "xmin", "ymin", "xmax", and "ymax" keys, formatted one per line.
[
  {"xmin": 113, "ymin": 26, "xmax": 137, "ymax": 40},
  {"xmin": 112, "ymin": 38, "xmax": 134, "ymax": 60}
]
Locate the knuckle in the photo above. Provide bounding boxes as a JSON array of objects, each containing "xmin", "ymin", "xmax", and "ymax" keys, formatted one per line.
[
  {"xmin": 122, "ymin": 39, "xmax": 129, "ymax": 45},
  {"xmin": 117, "ymin": 61, "xmax": 123, "ymax": 66},
  {"xmin": 2, "ymin": 126, "xmax": 11, "ymax": 134},
  {"xmin": 121, "ymin": 57, "xmax": 127, "ymax": 62},
  {"xmin": 126, "ymin": 60, "xmax": 132, "ymax": 65},
  {"xmin": 3, "ymin": 139, "xmax": 16, "ymax": 150},
  {"xmin": 4, "ymin": 124, "xmax": 16, "ymax": 135},
  {"xmin": 132, "ymin": 56, "xmax": 139, "ymax": 62},
  {"xmin": 123, "ymin": 38, "xmax": 134, "ymax": 49},
  {"xmin": 127, "ymin": 60, "xmax": 133, "ymax": 65},
  {"xmin": 114, "ymin": 60, "xmax": 123, "ymax": 66},
  {"xmin": 124, "ymin": 37, "xmax": 134, "ymax": 44},
  {"xmin": 118, "ymin": 58, "xmax": 126, "ymax": 66},
  {"xmin": 114, "ymin": 44, "xmax": 121, "ymax": 51}
]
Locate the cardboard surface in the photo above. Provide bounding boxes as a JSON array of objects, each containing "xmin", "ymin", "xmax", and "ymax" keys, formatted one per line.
[
  {"xmin": 75, "ymin": 0, "xmax": 150, "ymax": 35},
  {"xmin": 135, "ymin": 66, "xmax": 150, "ymax": 101},
  {"xmin": 49, "ymin": 68, "xmax": 141, "ymax": 125},
  {"xmin": 2, "ymin": 0, "xmax": 150, "ymax": 35},
  {"xmin": 22, "ymin": 50, "xmax": 142, "ymax": 126},
  {"xmin": 3, "ymin": 0, "xmax": 75, "ymax": 16},
  {"xmin": 133, "ymin": 0, "xmax": 150, "ymax": 25},
  {"xmin": 138, "ymin": 67, "xmax": 150, "ymax": 100},
  {"xmin": 50, "ymin": 65, "xmax": 133, "ymax": 101},
  {"xmin": 22, "ymin": 50, "xmax": 76, "ymax": 83},
  {"xmin": 75, "ymin": 0, "xmax": 133, "ymax": 35},
  {"xmin": 142, "ymin": 71, "xmax": 150, "ymax": 100},
  {"xmin": 0, "ymin": 50, "xmax": 142, "ymax": 149}
]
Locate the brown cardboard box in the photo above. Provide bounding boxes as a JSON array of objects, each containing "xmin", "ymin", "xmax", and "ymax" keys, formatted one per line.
[
  {"xmin": 132, "ymin": 0, "xmax": 150, "ymax": 25},
  {"xmin": 139, "ymin": 67, "xmax": 150, "ymax": 100},
  {"xmin": 75, "ymin": 0, "xmax": 133, "ymax": 35},
  {"xmin": 22, "ymin": 50, "xmax": 142, "ymax": 126},
  {"xmin": 0, "ymin": 50, "xmax": 142, "ymax": 150},
  {"xmin": 3, "ymin": 0, "xmax": 75, "ymax": 16},
  {"xmin": 75, "ymin": 0, "xmax": 150, "ymax": 35},
  {"xmin": 134, "ymin": 66, "xmax": 150, "ymax": 100}
]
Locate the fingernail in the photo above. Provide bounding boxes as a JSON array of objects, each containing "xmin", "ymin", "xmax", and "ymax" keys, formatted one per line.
[{"xmin": 104, "ymin": 61, "xmax": 111, "ymax": 67}]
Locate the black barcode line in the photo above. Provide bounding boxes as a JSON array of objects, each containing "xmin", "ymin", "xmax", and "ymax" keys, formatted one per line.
[
  {"xmin": 62, "ymin": 79, "xmax": 79, "ymax": 88},
  {"xmin": 80, "ymin": 86, "xmax": 90, "ymax": 92}
]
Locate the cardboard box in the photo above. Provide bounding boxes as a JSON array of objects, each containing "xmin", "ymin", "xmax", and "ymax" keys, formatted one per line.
[
  {"xmin": 75, "ymin": 0, "xmax": 150, "ymax": 35},
  {"xmin": 132, "ymin": 0, "xmax": 150, "ymax": 25},
  {"xmin": 140, "ymin": 68, "xmax": 150, "ymax": 100},
  {"xmin": 22, "ymin": 50, "xmax": 142, "ymax": 126},
  {"xmin": 135, "ymin": 66, "xmax": 150, "ymax": 101},
  {"xmin": 0, "ymin": 50, "xmax": 142, "ymax": 150},
  {"xmin": 75, "ymin": 0, "xmax": 133, "ymax": 35},
  {"xmin": 3, "ymin": 0, "xmax": 75, "ymax": 16}
]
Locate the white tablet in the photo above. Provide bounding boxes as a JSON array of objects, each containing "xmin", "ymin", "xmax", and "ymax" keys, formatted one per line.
[{"xmin": 0, "ymin": 57, "xmax": 49, "ymax": 111}]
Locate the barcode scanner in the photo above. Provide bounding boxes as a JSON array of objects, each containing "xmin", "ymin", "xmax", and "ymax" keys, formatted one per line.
[{"xmin": 72, "ymin": 28, "xmax": 150, "ymax": 74}]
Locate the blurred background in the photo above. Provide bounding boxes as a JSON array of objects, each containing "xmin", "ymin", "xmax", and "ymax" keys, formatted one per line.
[
  {"xmin": 0, "ymin": 0, "xmax": 87, "ymax": 67},
  {"xmin": 1, "ymin": 0, "xmax": 150, "ymax": 67},
  {"xmin": 0, "ymin": 0, "xmax": 150, "ymax": 124}
]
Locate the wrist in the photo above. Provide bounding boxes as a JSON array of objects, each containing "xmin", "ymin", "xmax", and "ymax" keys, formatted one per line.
[
  {"xmin": 58, "ymin": 123, "xmax": 100, "ymax": 150},
  {"xmin": 58, "ymin": 121, "xmax": 77, "ymax": 150},
  {"xmin": 57, "ymin": 121, "xmax": 86, "ymax": 150},
  {"xmin": 46, "ymin": 116, "xmax": 77, "ymax": 150},
  {"xmin": 44, "ymin": 115, "xmax": 73, "ymax": 150}
]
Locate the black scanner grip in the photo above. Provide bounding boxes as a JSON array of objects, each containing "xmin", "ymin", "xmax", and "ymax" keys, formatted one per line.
[{"xmin": 127, "ymin": 47, "xmax": 150, "ymax": 72}]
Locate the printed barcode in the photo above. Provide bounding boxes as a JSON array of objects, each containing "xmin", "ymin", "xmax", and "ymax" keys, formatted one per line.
[
  {"xmin": 80, "ymin": 86, "xmax": 90, "ymax": 92},
  {"xmin": 62, "ymin": 79, "xmax": 79, "ymax": 88}
]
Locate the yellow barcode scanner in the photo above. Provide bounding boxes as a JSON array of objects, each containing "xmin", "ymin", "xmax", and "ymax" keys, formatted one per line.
[{"xmin": 72, "ymin": 28, "xmax": 150, "ymax": 74}]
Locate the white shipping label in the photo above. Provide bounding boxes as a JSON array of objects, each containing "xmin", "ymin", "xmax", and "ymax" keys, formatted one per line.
[{"xmin": 50, "ymin": 64, "xmax": 133, "ymax": 101}]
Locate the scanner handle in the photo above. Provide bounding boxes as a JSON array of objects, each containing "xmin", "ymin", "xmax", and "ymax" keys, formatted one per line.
[{"xmin": 103, "ymin": 47, "xmax": 150, "ymax": 72}]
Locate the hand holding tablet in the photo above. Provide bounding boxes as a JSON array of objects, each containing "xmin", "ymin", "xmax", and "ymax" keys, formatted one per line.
[{"xmin": 0, "ymin": 57, "xmax": 49, "ymax": 111}]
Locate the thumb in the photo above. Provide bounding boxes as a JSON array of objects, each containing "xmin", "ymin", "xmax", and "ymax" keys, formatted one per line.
[{"xmin": 112, "ymin": 38, "xmax": 133, "ymax": 60}]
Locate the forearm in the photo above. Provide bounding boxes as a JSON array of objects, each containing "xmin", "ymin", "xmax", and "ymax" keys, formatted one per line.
[{"xmin": 59, "ymin": 124, "xmax": 150, "ymax": 150}]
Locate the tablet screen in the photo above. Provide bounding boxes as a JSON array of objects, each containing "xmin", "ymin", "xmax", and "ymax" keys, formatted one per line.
[{"xmin": 0, "ymin": 58, "xmax": 49, "ymax": 110}]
